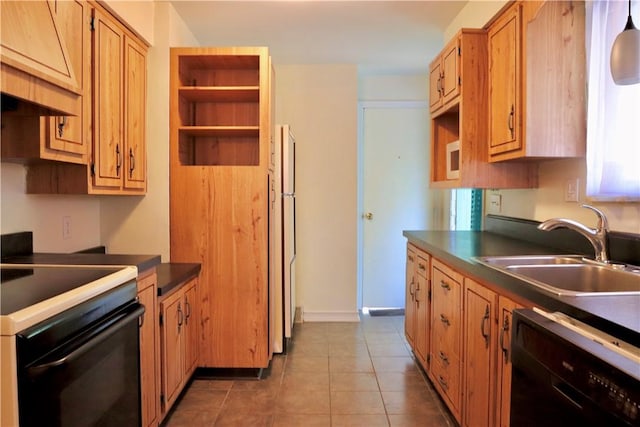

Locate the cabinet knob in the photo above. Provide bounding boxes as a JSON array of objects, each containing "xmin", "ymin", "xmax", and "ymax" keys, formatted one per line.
[
  {"xmin": 364, "ymin": 212, "xmax": 373, "ymax": 220},
  {"xmin": 439, "ymin": 313, "xmax": 450, "ymax": 326}
]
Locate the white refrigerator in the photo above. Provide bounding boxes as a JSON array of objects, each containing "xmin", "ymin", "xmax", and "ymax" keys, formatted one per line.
[{"xmin": 274, "ymin": 124, "xmax": 296, "ymax": 353}]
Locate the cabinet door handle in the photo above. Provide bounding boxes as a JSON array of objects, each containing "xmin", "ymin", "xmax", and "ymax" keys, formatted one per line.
[
  {"xmin": 500, "ymin": 315, "xmax": 510, "ymax": 361},
  {"xmin": 177, "ymin": 302, "xmax": 184, "ymax": 328},
  {"xmin": 185, "ymin": 299, "xmax": 191, "ymax": 324},
  {"xmin": 129, "ymin": 147, "xmax": 135, "ymax": 177},
  {"xmin": 409, "ymin": 280, "xmax": 415, "ymax": 300},
  {"xmin": 57, "ymin": 116, "xmax": 67, "ymax": 138},
  {"xmin": 440, "ymin": 314, "xmax": 450, "ymax": 326},
  {"xmin": 418, "ymin": 263, "xmax": 426, "ymax": 272},
  {"xmin": 480, "ymin": 305, "xmax": 490, "ymax": 348},
  {"xmin": 407, "ymin": 255, "xmax": 414, "ymax": 263},
  {"xmin": 438, "ymin": 350, "xmax": 449, "ymax": 365},
  {"xmin": 116, "ymin": 144, "xmax": 122, "ymax": 176},
  {"xmin": 440, "ymin": 280, "xmax": 451, "ymax": 291},
  {"xmin": 508, "ymin": 104, "xmax": 515, "ymax": 138}
]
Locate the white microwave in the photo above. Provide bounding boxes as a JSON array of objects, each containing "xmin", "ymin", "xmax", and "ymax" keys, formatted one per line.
[{"xmin": 446, "ymin": 140, "xmax": 460, "ymax": 180}]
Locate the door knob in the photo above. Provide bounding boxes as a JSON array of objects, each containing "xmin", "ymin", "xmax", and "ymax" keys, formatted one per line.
[{"xmin": 364, "ymin": 212, "xmax": 373, "ymax": 220}]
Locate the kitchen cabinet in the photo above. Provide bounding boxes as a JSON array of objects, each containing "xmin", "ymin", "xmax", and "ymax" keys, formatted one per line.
[
  {"xmin": 17, "ymin": 1, "xmax": 148, "ymax": 195},
  {"xmin": 429, "ymin": 29, "xmax": 536, "ymax": 189},
  {"xmin": 159, "ymin": 277, "xmax": 198, "ymax": 418},
  {"xmin": 169, "ymin": 47, "xmax": 274, "ymax": 369},
  {"xmin": 0, "ymin": 0, "xmax": 81, "ymax": 115},
  {"xmin": 430, "ymin": 258, "xmax": 463, "ymax": 423},
  {"xmin": 404, "ymin": 244, "xmax": 430, "ymax": 369},
  {"xmin": 462, "ymin": 278, "xmax": 497, "ymax": 427},
  {"xmin": 429, "ymin": 37, "xmax": 459, "ymax": 114},
  {"xmin": 487, "ymin": 0, "xmax": 586, "ymax": 162},
  {"xmin": 496, "ymin": 295, "xmax": 522, "ymax": 427},
  {"xmin": 137, "ymin": 268, "xmax": 160, "ymax": 427},
  {"xmin": 1, "ymin": 0, "xmax": 90, "ymax": 165}
]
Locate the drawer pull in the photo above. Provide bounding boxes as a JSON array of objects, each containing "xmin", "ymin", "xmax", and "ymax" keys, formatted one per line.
[
  {"xmin": 418, "ymin": 263, "xmax": 426, "ymax": 271},
  {"xmin": 440, "ymin": 280, "xmax": 451, "ymax": 291},
  {"xmin": 439, "ymin": 314, "xmax": 450, "ymax": 326},
  {"xmin": 438, "ymin": 350, "xmax": 449, "ymax": 365},
  {"xmin": 500, "ymin": 315, "xmax": 510, "ymax": 361},
  {"xmin": 408, "ymin": 255, "xmax": 414, "ymax": 262},
  {"xmin": 438, "ymin": 375, "xmax": 448, "ymax": 390}
]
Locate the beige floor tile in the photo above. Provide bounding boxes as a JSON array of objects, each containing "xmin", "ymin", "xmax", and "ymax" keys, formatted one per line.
[
  {"xmin": 281, "ymin": 371, "xmax": 330, "ymax": 392},
  {"xmin": 173, "ymin": 388, "xmax": 228, "ymax": 413},
  {"xmin": 367, "ymin": 343, "xmax": 411, "ymax": 357},
  {"xmin": 221, "ymin": 388, "xmax": 278, "ymax": 414},
  {"xmin": 212, "ymin": 410, "xmax": 273, "ymax": 427},
  {"xmin": 331, "ymin": 414, "xmax": 390, "ymax": 427},
  {"xmin": 272, "ymin": 414, "xmax": 331, "ymax": 427},
  {"xmin": 329, "ymin": 355, "xmax": 374, "ymax": 373},
  {"xmin": 330, "ymin": 372, "xmax": 379, "ymax": 391},
  {"xmin": 375, "ymin": 371, "xmax": 429, "ymax": 392},
  {"xmin": 330, "ymin": 391, "xmax": 386, "ymax": 415},
  {"xmin": 388, "ymin": 413, "xmax": 452, "ymax": 427},
  {"xmin": 371, "ymin": 356, "xmax": 419, "ymax": 373},
  {"xmin": 188, "ymin": 379, "xmax": 234, "ymax": 391},
  {"xmin": 288, "ymin": 340, "xmax": 329, "ymax": 356},
  {"xmin": 382, "ymin": 389, "xmax": 442, "ymax": 415},
  {"xmin": 285, "ymin": 355, "xmax": 329, "ymax": 373},
  {"xmin": 329, "ymin": 342, "xmax": 369, "ymax": 357},
  {"xmin": 276, "ymin": 389, "xmax": 331, "ymax": 414}
]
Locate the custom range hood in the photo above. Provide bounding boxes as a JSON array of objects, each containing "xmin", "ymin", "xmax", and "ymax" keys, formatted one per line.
[{"xmin": 0, "ymin": 1, "xmax": 81, "ymax": 116}]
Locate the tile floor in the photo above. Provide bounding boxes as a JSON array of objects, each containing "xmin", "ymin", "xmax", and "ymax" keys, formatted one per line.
[{"xmin": 162, "ymin": 314, "xmax": 456, "ymax": 427}]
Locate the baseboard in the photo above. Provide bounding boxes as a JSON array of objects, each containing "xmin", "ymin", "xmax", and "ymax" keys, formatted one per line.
[{"xmin": 302, "ymin": 311, "xmax": 360, "ymax": 322}]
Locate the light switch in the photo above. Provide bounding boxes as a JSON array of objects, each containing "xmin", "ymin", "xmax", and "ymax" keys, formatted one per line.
[{"xmin": 564, "ymin": 178, "xmax": 579, "ymax": 202}]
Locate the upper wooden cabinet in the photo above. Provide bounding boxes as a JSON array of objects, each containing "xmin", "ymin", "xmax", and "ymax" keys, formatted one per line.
[
  {"xmin": 488, "ymin": 0, "xmax": 586, "ymax": 162},
  {"xmin": 18, "ymin": 1, "xmax": 148, "ymax": 196},
  {"xmin": 1, "ymin": 0, "xmax": 91, "ymax": 165},
  {"xmin": 429, "ymin": 37, "xmax": 460, "ymax": 114},
  {"xmin": 0, "ymin": 0, "xmax": 81, "ymax": 115},
  {"xmin": 429, "ymin": 29, "xmax": 536, "ymax": 189}
]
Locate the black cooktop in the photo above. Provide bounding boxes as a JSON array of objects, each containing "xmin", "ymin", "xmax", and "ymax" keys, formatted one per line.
[{"xmin": 0, "ymin": 266, "xmax": 124, "ymax": 315}]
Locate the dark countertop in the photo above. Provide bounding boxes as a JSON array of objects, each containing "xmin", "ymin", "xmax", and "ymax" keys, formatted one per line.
[
  {"xmin": 1, "ymin": 253, "xmax": 161, "ymax": 274},
  {"xmin": 156, "ymin": 262, "xmax": 201, "ymax": 297},
  {"xmin": 403, "ymin": 230, "xmax": 640, "ymax": 346}
]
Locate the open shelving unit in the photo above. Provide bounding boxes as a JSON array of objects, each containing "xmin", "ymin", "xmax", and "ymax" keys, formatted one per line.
[{"xmin": 175, "ymin": 54, "xmax": 261, "ymax": 166}]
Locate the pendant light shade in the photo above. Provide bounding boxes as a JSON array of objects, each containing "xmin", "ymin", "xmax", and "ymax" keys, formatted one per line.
[{"xmin": 610, "ymin": 0, "xmax": 640, "ymax": 85}]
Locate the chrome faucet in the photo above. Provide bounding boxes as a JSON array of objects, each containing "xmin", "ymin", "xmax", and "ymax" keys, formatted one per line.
[{"xmin": 537, "ymin": 204, "xmax": 611, "ymax": 264}]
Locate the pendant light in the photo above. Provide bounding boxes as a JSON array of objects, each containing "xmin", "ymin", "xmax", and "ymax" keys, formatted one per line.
[{"xmin": 610, "ymin": 0, "xmax": 640, "ymax": 85}]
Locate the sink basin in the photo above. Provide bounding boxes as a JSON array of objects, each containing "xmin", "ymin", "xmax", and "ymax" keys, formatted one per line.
[{"xmin": 474, "ymin": 255, "xmax": 640, "ymax": 296}]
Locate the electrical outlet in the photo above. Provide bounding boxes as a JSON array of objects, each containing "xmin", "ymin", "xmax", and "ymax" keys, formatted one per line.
[
  {"xmin": 489, "ymin": 193, "xmax": 502, "ymax": 213},
  {"xmin": 564, "ymin": 178, "xmax": 579, "ymax": 202},
  {"xmin": 62, "ymin": 216, "xmax": 71, "ymax": 240}
]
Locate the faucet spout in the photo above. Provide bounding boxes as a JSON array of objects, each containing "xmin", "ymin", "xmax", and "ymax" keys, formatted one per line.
[{"xmin": 537, "ymin": 205, "xmax": 610, "ymax": 264}]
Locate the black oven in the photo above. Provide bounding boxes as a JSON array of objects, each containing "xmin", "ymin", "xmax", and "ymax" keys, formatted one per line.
[
  {"xmin": 16, "ymin": 280, "xmax": 144, "ymax": 427},
  {"xmin": 510, "ymin": 309, "xmax": 639, "ymax": 427}
]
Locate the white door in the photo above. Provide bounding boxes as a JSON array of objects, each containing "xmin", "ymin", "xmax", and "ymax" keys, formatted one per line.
[{"xmin": 361, "ymin": 104, "xmax": 430, "ymax": 309}]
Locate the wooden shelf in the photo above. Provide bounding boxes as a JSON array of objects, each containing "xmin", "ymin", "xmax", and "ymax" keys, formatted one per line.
[
  {"xmin": 178, "ymin": 86, "xmax": 259, "ymax": 102},
  {"xmin": 178, "ymin": 126, "xmax": 259, "ymax": 138}
]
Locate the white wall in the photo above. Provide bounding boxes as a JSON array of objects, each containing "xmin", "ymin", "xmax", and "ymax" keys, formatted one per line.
[
  {"xmin": 0, "ymin": 164, "xmax": 101, "ymax": 252},
  {"xmin": 447, "ymin": 0, "xmax": 640, "ymax": 234},
  {"xmin": 99, "ymin": 1, "xmax": 198, "ymax": 260},
  {"xmin": 275, "ymin": 64, "xmax": 359, "ymax": 321}
]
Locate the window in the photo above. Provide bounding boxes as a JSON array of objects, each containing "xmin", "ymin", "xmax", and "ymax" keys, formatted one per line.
[{"xmin": 586, "ymin": 1, "xmax": 640, "ymax": 200}]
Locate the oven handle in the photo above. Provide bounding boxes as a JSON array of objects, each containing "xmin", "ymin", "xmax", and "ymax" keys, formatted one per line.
[{"xmin": 26, "ymin": 303, "xmax": 144, "ymax": 379}]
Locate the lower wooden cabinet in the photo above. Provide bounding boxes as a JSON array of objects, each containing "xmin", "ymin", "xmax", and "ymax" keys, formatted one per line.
[
  {"xmin": 404, "ymin": 246, "xmax": 530, "ymax": 427},
  {"xmin": 159, "ymin": 277, "xmax": 198, "ymax": 418},
  {"xmin": 463, "ymin": 278, "xmax": 497, "ymax": 427},
  {"xmin": 404, "ymin": 244, "xmax": 430, "ymax": 369},
  {"xmin": 137, "ymin": 268, "xmax": 159, "ymax": 427}
]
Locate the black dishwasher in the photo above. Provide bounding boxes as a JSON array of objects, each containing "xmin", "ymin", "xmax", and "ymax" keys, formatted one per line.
[{"xmin": 510, "ymin": 309, "xmax": 639, "ymax": 427}]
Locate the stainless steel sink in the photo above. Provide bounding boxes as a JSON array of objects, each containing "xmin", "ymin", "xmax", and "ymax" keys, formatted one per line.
[{"xmin": 474, "ymin": 255, "xmax": 640, "ymax": 296}]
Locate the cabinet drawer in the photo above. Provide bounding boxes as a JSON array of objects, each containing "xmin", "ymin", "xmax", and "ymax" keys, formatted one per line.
[
  {"xmin": 432, "ymin": 352, "xmax": 461, "ymax": 413},
  {"xmin": 416, "ymin": 253, "xmax": 430, "ymax": 279},
  {"xmin": 432, "ymin": 312, "xmax": 460, "ymax": 358}
]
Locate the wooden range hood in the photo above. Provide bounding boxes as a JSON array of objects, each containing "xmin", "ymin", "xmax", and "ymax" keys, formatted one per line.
[{"xmin": 0, "ymin": 1, "xmax": 81, "ymax": 116}]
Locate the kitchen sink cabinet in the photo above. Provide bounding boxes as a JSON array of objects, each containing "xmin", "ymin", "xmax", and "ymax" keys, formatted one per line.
[
  {"xmin": 404, "ymin": 244, "xmax": 430, "ymax": 369},
  {"xmin": 159, "ymin": 277, "xmax": 198, "ymax": 419},
  {"xmin": 487, "ymin": 0, "xmax": 586, "ymax": 162},
  {"xmin": 462, "ymin": 278, "xmax": 497, "ymax": 427},
  {"xmin": 430, "ymin": 258, "xmax": 463, "ymax": 423},
  {"xmin": 137, "ymin": 268, "xmax": 160, "ymax": 427},
  {"xmin": 496, "ymin": 295, "xmax": 522, "ymax": 427},
  {"xmin": 170, "ymin": 47, "xmax": 274, "ymax": 369},
  {"xmin": 429, "ymin": 29, "xmax": 536, "ymax": 189},
  {"xmin": 0, "ymin": 0, "xmax": 82, "ymax": 116},
  {"xmin": 1, "ymin": 0, "xmax": 90, "ymax": 165},
  {"xmin": 18, "ymin": 1, "xmax": 148, "ymax": 196}
]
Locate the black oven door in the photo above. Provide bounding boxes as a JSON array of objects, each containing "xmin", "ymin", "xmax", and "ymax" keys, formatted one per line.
[
  {"xmin": 17, "ymin": 301, "xmax": 144, "ymax": 427},
  {"xmin": 510, "ymin": 309, "xmax": 640, "ymax": 427}
]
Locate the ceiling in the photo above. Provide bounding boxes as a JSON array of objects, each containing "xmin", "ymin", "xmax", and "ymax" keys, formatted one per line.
[{"xmin": 169, "ymin": 1, "xmax": 468, "ymax": 75}]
